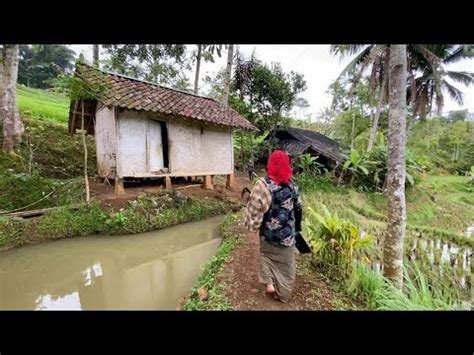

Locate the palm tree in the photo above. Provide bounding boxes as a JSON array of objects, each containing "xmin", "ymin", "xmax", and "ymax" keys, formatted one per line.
[
  {"xmin": 407, "ymin": 45, "xmax": 474, "ymax": 124},
  {"xmin": 331, "ymin": 45, "xmax": 389, "ymax": 151},
  {"xmin": 384, "ymin": 44, "xmax": 408, "ymax": 290},
  {"xmin": 330, "ymin": 45, "xmax": 463, "ymax": 151}
]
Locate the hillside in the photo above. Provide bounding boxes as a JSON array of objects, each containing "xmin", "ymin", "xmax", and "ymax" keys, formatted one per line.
[
  {"xmin": 0, "ymin": 86, "xmax": 96, "ymax": 211},
  {"xmin": 17, "ymin": 84, "xmax": 70, "ymax": 124}
]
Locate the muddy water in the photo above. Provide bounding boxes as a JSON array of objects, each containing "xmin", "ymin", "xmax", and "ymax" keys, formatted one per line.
[{"xmin": 0, "ymin": 216, "xmax": 225, "ymax": 310}]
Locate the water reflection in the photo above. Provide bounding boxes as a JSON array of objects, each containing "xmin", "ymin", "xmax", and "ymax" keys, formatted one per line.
[
  {"xmin": 0, "ymin": 216, "xmax": 224, "ymax": 310},
  {"xmin": 35, "ymin": 292, "xmax": 81, "ymax": 310}
]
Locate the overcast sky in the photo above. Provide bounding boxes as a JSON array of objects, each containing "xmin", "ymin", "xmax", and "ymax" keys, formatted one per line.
[{"xmin": 70, "ymin": 45, "xmax": 474, "ymax": 117}]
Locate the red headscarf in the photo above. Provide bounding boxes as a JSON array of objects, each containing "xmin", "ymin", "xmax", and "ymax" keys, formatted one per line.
[{"xmin": 266, "ymin": 150, "xmax": 292, "ymax": 185}]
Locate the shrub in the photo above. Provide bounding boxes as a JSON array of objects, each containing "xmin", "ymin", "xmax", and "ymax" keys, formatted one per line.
[{"xmin": 303, "ymin": 203, "xmax": 373, "ymax": 272}]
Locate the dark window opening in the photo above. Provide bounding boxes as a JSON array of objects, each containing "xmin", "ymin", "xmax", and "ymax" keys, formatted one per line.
[{"xmin": 160, "ymin": 121, "xmax": 170, "ymax": 168}]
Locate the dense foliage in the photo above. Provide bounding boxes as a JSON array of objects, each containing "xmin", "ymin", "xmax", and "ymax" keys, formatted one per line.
[{"xmin": 18, "ymin": 45, "xmax": 76, "ymax": 89}]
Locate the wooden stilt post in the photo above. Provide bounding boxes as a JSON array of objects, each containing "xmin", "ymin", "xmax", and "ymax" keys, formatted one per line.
[
  {"xmin": 164, "ymin": 176, "xmax": 172, "ymax": 190},
  {"xmin": 115, "ymin": 177, "xmax": 125, "ymax": 195},
  {"xmin": 226, "ymin": 174, "xmax": 235, "ymax": 190},
  {"xmin": 203, "ymin": 175, "xmax": 213, "ymax": 190},
  {"xmin": 187, "ymin": 176, "xmax": 192, "ymax": 183}
]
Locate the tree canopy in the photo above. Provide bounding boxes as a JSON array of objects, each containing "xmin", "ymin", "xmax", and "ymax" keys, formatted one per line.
[
  {"xmin": 18, "ymin": 45, "xmax": 76, "ymax": 89},
  {"xmin": 101, "ymin": 45, "xmax": 192, "ymax": 90}
]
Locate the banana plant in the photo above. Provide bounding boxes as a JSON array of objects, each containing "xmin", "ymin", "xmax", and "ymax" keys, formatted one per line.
[
  {"xmin": 339, "ymin": 148, "xmax": 371, "ymax": 185},
  {"xmin": 297, "ymin": 153, "xmax": 325, "ymax": 175}
]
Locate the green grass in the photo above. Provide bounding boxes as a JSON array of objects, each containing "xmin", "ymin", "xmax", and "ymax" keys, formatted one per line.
[
  {"xmin": 0, "ymin": 174, "xmax": 85, "ymax": 212},
  {"xmin": 347, "ymin": 263, "xmax": 457, "ymax": 310},
  {"xmin": 406, "ymin": 175, "xmax": 474, "ymax": 233},
  {"xmin": 347, "ymin": 264, "xmax": 386, "ymax": 309},
  {"xmin": 12, "ymin": 87, "xmax": 92, "ymax": 179},
  {"xmin": 183, "ymin": 213, "xmax": 243, "ymax": 310},
  {"xmin": 0, "ymin": 115, "xmax": 96, "ymax": 179},
  {"xmin": 17, "ymin": 85, "xmax": 69, "ymax": 124}
]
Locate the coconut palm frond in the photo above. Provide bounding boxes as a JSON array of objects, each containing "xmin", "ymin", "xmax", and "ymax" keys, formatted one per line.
[
  {"xmin": 408, "ymin": 70, "xmax": 417, "ymax": 108},
  {"xmin": 414, "ymin": 83, "xmax": 427, "ymax": 117},
  {"xmin": 414, "ymin": 45, "xmax": 444, "ymax": 114},
  {"xmin": 335, "ymin": 45, "xmax": 376, "ymax": 82},
  {"xmin": 446, "ymin": 71, "xmax": 474, "ymax": 86},
  {"xmin": 330, "ymin": 44, "xmax": 369, "ymax": 58},
  {"xmin": 442, "ymin": 80, "xmax": 465, "ymax": 106},
  {"xmin": 414, "ymin": 45, "xmax": 442, "ymax": 66},
  {"xmin": 367, "ymin": 52, "xmax": 388, "ymax": 97}
]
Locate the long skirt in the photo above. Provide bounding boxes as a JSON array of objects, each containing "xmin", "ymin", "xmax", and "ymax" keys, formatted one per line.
[{"xmin": 259, "ymin": 238, "xmax": 296, "ymax": 303}]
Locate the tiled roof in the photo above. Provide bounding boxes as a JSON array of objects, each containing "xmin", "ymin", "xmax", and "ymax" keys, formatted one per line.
[{"xmin": 72, "ymin": 63, "xmax": 257, "ymax": 131}]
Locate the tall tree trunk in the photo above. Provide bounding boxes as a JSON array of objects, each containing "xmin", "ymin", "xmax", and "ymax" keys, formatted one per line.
[
  {"xmin": 223, "ymin": 44, "xmax": 234, "ymax": 107},
  {"xmin": 350, "ymin": 97, "xmax": 355, "ymax": 148},
  {"xmin": 194, "ymin": 45, "xmax": 202, "ymax": 94},
  {"xmin": 367, "ymin": 67, "xmax": 388, "ymax": 152},
  {"xmin": 81, "ymin": 100, "xmax": 90, "ymax": 204},
  {"xmin": 93, "ymin": 45, "xmax": 99, "ymax": 66},
  {"xmin": 1, "ymin": 45, "xmax": 23, "ymax": 154},
  {"xmin": 383, "ymin": 44, "xmax": 407, "ymax": 290}
]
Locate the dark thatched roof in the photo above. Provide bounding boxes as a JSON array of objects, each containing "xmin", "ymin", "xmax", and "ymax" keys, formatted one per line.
[
  {"xmin": 266, "ymin": 127, "xmax": 349, "ymax": 164},
  {"xmin": 68, "ymin": 63, "xmax": 257, "ymax": 135}
]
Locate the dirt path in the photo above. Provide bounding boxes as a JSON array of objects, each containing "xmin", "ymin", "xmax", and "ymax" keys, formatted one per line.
[{"xmin": 217, "ymin": 229, "xmax": 356, "ymax": 310}]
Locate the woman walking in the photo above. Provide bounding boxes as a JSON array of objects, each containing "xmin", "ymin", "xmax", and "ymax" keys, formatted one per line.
[{"xmin": 244, "ymin": 150, "xmax": 303, "ymax": 303}]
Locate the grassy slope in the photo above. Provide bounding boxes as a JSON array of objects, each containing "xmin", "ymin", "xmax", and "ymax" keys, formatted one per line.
[
  {"xmin": 17, "ymin": 85, "xmax": 69, "ymax": 124},
  {"xmin": 302, "ymin": 175, "xmax": 473, "ymax": 241},
  {"xmin": 0, "ymin": 86, "xmax": 96, "ymax": 211}
]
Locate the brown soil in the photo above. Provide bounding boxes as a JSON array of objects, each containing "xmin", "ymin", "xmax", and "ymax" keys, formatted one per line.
[
  {"xmin": 89, "ymin": 173, "xmax": 252, "ymax": 212},
  {"xmin": 217, "ymin": 230, "xmax": 356, "ymax": 310}
]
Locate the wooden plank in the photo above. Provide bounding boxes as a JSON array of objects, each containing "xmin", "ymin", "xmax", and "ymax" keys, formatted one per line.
[
  {"xmin": 71, "ymin": 111, "xmax": 96, "ymax": 117},
  {"xmin": 2, "ymin": 204, "xmax": 83, "ymax": 219}
]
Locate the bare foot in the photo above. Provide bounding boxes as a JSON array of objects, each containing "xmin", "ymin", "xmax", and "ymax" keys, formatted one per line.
[{"xmin": 265, "ymin": 284, "xmax": 275, "ymax": 294}]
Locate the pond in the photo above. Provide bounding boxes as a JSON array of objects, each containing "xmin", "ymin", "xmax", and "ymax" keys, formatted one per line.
[{"xmin": 0, "ymin": 216, "xmax": 225, "ymax": 310}]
